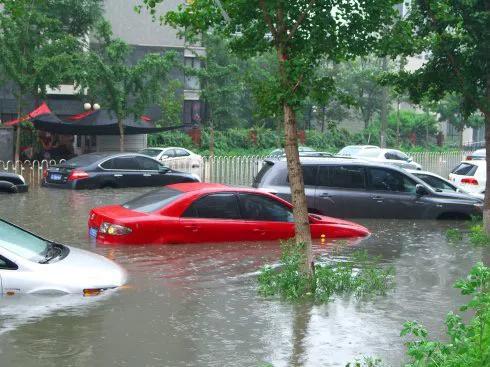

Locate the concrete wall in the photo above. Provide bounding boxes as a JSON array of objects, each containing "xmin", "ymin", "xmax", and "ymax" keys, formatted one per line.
[{"xmin": 103, "ymin": 0, "xmax": 185, "ymax": 48}]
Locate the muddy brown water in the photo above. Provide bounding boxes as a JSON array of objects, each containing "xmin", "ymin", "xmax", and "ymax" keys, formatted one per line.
[{"xmin": 0, "ymin": 187, "xmax": 488, "ymax": 367}]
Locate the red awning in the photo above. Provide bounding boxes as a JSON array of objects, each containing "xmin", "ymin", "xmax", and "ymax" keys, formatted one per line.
[{"xmin": 3, "ymin": 103, "xmax": 52, "ymax": 126}]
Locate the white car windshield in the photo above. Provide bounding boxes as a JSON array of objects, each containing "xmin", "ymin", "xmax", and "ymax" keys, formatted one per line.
[{"xmin": 0, "ymin": 220, "xmax": 48, "ymax": 262}]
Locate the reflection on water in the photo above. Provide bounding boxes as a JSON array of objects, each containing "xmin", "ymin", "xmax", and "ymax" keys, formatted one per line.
[{"xmin": 0, "ymin": 187, "xmax": 487, "ymax": 366}]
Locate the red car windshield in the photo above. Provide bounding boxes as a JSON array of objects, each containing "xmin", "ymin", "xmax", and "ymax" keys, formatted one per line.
[{"xmin": 123, "ymin": 188, "xmax": 183, "ymax": 213}]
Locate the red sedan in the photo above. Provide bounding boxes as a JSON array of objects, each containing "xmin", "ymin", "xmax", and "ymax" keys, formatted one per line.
[{"xmin": 88, "ymin": 183, "xmax": 370, "ymax": 245}]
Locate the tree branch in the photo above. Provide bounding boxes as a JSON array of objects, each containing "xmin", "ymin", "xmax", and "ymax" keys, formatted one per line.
[
  {"xmin": 258, "ymin": 0, "xmax": 278, "ymax": 45},
  {"xmin": 287, "ymin": 0, "xmax": 316, "ymax": 43},
  {"xmin": 422, "ymin": 0, "xmax": 489, "ymax": 116}
]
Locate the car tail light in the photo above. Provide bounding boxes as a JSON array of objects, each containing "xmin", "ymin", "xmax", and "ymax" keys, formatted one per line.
[
  {"xmin": 461, "ymin": 177, "xmax": 479, "ymax": 185},
  {"xmin": 83, "ymin": 288, "xmax": 102, "ymax": 296},
  {"xmin": 68, "ymin": 169, "xmax": 89, "ymax": 181},
  {"xmin": 466, "ymin": 156, "xmax": 472, "ymax": 160},
  {"xmin": 99, "ymin": 222, "xmax": 132, "ymax": 236}
]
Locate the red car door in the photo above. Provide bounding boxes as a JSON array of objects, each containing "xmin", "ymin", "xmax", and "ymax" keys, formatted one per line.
[
  {"xmin": 237, "ymin": 193, "xmax": 295, "ymax": 241},
  {"xmin": 179, "ymin": 192, "xmax": 249, "ymax": 243}
]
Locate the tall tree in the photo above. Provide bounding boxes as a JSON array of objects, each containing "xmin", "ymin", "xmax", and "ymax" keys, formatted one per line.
[
  {"xmin": 83, "ymin": 21, "xmax": 177, "ymax": 151},
  {"xmin": 0, "ymin": 0, "xmax": 104, "ymax": 161},
  {"xmin": 437, "ymin": 93, "xmax": 484, "ymax": 147},
  {"xmin": 141, "ymin": 0, "xmax": 398, "ymax": 275},
  {"xmin": 390, "ymin": 1, "xmax": 490, "ymax": 231}
]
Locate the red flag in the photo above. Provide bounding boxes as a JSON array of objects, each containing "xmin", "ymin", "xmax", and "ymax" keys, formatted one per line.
[{"xmin": 3, "ymin": 102, "xmax": 52, "ymax": 126}]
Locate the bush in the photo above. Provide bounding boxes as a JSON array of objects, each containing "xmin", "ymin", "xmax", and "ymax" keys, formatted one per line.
[
  {"xmin": 257, "ymin": 241, "xmax": 395, "ymax": 302},
  {"xmin": 401, "ymin": 262, "xmax": 490, "ymax": 367}
]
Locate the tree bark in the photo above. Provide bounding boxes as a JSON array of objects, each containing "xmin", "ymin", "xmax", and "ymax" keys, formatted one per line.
[
  {"xmin": 14, "ymin": 93, "xmax": 22, "ymax": 162},
  {"xmin": 379, "ymin": 57, "xmax": 389, "ymax": 148},
  {"xmin": 483, "ymin": 114, "xmax": 490, "ymax": 235},
  {"xmin": 283, "ymin": 103, "xmax": 313, "ymax": 275},
  {"xmin": 209, "ymin": 120, "xmax": 215, "ymax": 158},
  {"xmin": 118, "ymin": 119, "xmax": 124, "ymax": 152},
  {"xmin": 484, "ymin": 75, "xmax": 490, "ymax": 234}
]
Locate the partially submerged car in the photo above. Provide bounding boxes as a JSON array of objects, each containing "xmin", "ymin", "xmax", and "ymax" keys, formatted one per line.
[
  {"xmin": 0, "ymin": 219, "xmax": 127, "ymax": 295},
  {"xmin": 43, "ymin": 152, "xmax": 200, "ymax": 189},
  {"xmin": 407, "ymin": 169, "xmax": 484, "ymax": 201},
  {"xmin": 0, "ymin": 172, "xmax": 28, "ymax": 193},
  {"xmin": 88, "ymin": 183, "xmax": 370, "ymax": 245},
  {"xmin": 254, "ymin": 157, "xmax": 482, "ymax": 220}
]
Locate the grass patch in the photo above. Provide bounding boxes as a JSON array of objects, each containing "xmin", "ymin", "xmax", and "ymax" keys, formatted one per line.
[
  {"xmin": 257, "ymin": 241, "xmax": 395, "ymax": 302},
  {"xmin": 469, "ymin": 223, "xmax": 490, "ymax": 247},
  {"xmin": 445, "ymin": 220, "xmax": 490, "ymax": 247},
  {"xmin": 446, "ymin": 228, "xmax": 463, "ymax": 242}
]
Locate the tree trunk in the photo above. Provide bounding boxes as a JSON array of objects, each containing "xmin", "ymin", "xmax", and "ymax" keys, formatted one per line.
[
  {"xmin": 283, "ymin": 103, "xmax": 313, "ymax": 275},
  {"xmin": 321, "ymin": 106, "xmax": 326, "ymax": 133},
  {"xmin": 209, "ymin": 120, "xmax": 215, "ymax": 157},
  {"xmin": 379, "ymin": 57, "xmax": 389, "ymax": 148},
  {"xmin": 396, "ymin": 97, "xmax": 401, "ymax": 147},
  {"xmin": 14, "ymin": 93, "xmax": 23, "ymax": 162},
  {"xmin": 483, "ymin": 110, "xmax": 490, "ymax": 234},
  {"xmin": 118, "ymin": 119, "xmax": 124, "ymax": 152}
]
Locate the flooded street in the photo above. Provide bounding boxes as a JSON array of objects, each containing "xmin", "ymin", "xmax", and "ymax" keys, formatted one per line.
[{"xmin": 0, "ymin": 187, "xmax": 488, "ymax": 367}]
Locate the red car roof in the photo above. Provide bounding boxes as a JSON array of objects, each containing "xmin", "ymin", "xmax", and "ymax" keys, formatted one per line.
[{"xmin": 167, "ymin": 182, "xmax": 229, "ymax": 192}]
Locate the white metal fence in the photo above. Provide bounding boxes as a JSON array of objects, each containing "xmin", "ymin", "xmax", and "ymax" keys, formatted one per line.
[
  {"xmin": 410, "ymin": 151, "xmax": 468, "ymax": 178},
  {"xmin": 0, "ymin": 151, "xmax": 473, "ymax": 187}
]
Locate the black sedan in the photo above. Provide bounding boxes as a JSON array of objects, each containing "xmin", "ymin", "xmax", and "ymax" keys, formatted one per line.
[
  {"xmin": 43, "ymin": 152, "xmax": 200, "ymax": 189},
  {"xmin": 0, "ymin": 172, "xmax": 28, "ymax": 193}
]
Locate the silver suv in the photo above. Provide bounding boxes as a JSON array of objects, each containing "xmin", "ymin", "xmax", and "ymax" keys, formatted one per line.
[{"xmin": 253, "ymin": 157, "xmax": 482, "ymax": 219}]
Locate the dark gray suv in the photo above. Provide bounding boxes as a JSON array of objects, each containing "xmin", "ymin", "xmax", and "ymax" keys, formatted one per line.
[{"xmin": 253, "ymin": 158, "xmax": 483, "ymax": 219}]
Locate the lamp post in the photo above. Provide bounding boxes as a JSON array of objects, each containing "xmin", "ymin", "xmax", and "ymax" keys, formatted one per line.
[{"xmin": 84, "ymin": 102, "xmax": 100, "ymax": 111}]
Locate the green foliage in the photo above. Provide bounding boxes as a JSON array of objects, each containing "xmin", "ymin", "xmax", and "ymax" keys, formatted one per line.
[
  {"xmin": 82, "ymin": 20, "xmax": 177, "ymax": 126},
  {"xmin": 401, "ymin": 263, "xmax": 490, "ymax": 367},
  {"xmin": 345, "ymin": 357, "xmax": 387, "ymax": 367},
  {"xmin": 159, "ymin": 79, "xmax": 183, "ymax": 127},
  {"xmin": 352, "ymin": 110, "xmax": 439, "ymax": 148},
  {"xmin": 388, "ymin": 0, "xmax": 490, "ymax": 127},
  {"xmin": 446, "ymin": 228, "xmax": 463, "ymax": 242},
  {"xmin": 0, "ymin": 0, "xmax": 103, "ymax": 106},
  {"xmin": 468, "ymin": 224, "xmax": 490, "ymax": 247},
  {"xmin": 257, "ymin": 241, "xmax": 395, "ymax": 302}
]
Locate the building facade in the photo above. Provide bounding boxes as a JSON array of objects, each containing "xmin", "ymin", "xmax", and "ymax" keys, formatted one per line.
[{"xmin": 0, "ymin": 0, "xmax": 202, "ymax": 158}]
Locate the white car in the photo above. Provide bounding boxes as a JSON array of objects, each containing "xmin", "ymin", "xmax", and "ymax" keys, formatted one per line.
[
  {"xmin": 449, "ymin": 160, "xmax": 486, "ymax": 195},
  {"xmin": 407, "ymin": 169, "xmax": 484, "ymax": 200},
  {"xmin": 465, "ymin": 148, "xmax": 486, "ymax": 161},
  {"xmin": 139, "ymin": 147, "xmax": 203, "ymax": 168},
  {"xmin": 337, "ymin": 145, "xmax": 422, "ymax": 170},
  {"xmin": 0, "ymin": 219, "xmax": 127, "ymax": 295},
  {"xmin": 139, "ymin": 147, "xmax": 203, "ymax": 178}
]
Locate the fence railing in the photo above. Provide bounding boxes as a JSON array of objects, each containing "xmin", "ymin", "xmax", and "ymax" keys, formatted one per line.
[
  {"xmin": 0, "ymin": 151, "xmax": 474, "ymax": 188},
  {"xmin": 410, "ymin": 151, "xmax": 469, "ymax": 178},
  {"xmin": 0, "ymin": 159, "xmax": 66, "ymax": 186}
]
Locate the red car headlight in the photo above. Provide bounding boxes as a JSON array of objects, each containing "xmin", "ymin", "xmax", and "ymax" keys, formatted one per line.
[{"xmin": 99, "ymin": 222, "xmax": 132, "ymax": 236}]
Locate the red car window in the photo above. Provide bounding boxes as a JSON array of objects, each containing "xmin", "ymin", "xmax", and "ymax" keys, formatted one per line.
[
  {"xmin": 238, "ymin": 193, "xmax": 293, "ymax": 222},
  {"xmin": 122, "ymin": 188, "xmax": 183, "ymax": 213},
  {"xmin": 182, "ymin": 193, "xmax": 241, "ymax": 219}
]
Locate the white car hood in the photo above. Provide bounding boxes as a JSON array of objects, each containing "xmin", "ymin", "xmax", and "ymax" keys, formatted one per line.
[{"xmin": 32, "ymin": 246, "xmax": 127, "ymax": 291}]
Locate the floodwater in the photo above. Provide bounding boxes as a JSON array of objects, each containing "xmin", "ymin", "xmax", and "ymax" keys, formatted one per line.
[{"xmin": 0, "ymin": 187, "xmax": 488, "ymax": 367}]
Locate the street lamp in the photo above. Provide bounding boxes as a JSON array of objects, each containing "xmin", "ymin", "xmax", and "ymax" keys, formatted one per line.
[{"xmin": 84, "ymin": 102, "xmax": 101, "ymax": 111}]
